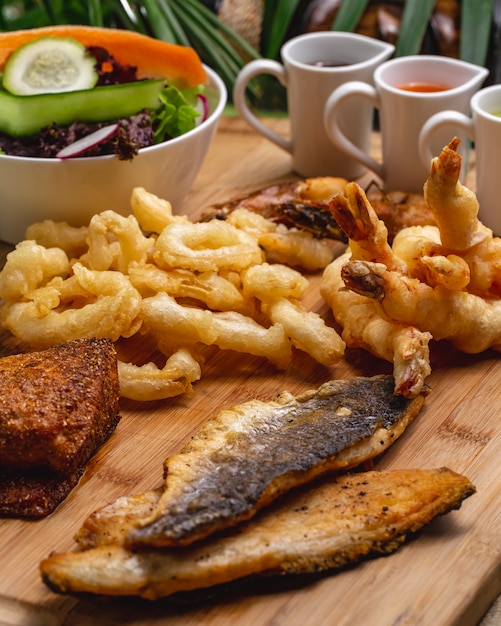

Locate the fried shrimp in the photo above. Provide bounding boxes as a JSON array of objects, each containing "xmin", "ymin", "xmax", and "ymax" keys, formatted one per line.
[
  {"xmin": 392, "ymin": 226, "xmax": 471, "ymax": 291},
  {"xmin": 321, "ymin": 140, "xmax": 501, "ymax": 391},
  {"xmin": 424, "ymin": 137, "xmax": 491, "ymax": 251},
  {"xmin": 321, "ymin": 253, "xmax": 431, "ymax": 397},
  {"xmin": 423, "ymin": 138, "xmax": 501, "ymax": 297},
  {"xmin": 329, "ymin": 184, "xmax": 406, "ymax": 273},
  {"xmin": 341, "ymin": 259, "xmax": 501, "ymax": 353}
]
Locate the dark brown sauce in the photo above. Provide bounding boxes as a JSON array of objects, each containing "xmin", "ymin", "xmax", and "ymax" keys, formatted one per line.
[{"xmin": 309, "ymin": 60, "xmax": 351, "ymax": 68}]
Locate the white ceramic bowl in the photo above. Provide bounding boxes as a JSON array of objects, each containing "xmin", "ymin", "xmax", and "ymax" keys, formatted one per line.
[{"xmin": 0, "ymin": 65, "xmax": 226, "ymax": 244}]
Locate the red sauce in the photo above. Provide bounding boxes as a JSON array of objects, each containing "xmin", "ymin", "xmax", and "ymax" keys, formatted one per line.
[{"xmin": 397, "ymin": 81, "xmax": 451, "ymax": 93}]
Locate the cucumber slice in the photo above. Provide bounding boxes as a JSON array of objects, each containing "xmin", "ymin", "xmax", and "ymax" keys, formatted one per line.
[
  {"xmin": 0, "ymin": 79, "xmax": 165, "ymax": 136},
  {"xmin": 2, "ymin": 36, "xmax": 98, "ymax": 95}
]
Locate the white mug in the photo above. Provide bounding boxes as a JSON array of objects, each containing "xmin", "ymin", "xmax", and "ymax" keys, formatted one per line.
[
  {"xmin": 233, "ymin": 32, "xmax": 394, "ymax": 178},
  {"xmin": 419, "ymin": 84, "xmax": 501, "ymax": 235},
  {"xmin": 324, "ymin": 55, "xmax": 488, "ymax": 192}
]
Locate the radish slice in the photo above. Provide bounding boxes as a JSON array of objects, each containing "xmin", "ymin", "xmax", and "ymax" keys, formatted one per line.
[
  {"xmin": 56, "ymin": 123, "xmax": 120, "ymax": 159},
  {"xmin": 196, "ymin": 93, "xmax": 209, "ymax": 125}
]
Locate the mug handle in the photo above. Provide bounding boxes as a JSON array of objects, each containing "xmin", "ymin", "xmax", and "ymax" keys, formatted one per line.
[
  {"xmin": 418, "ymin": 110, "xmax": 475, "ymax": 170},
  {"xmin": 233, "ymin": 59, "xmax": 292, "ymax": 153},
  {"xmin": 324, "ymin": 81, "xmax": 383, "ymax": 180}
]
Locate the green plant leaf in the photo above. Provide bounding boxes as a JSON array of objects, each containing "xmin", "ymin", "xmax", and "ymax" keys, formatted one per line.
[
  {"xmin": 395, "ymin": 0, "xmax": 436, "ymax": 57},
  {"xmin": 38, "ymin": 0, "xmax": 57, "ymax": 24},
  {"xmin": 87, "ymin": 0, "xmax": 104, "ymax": 26},
  {"xmin": 154, "ymin": 0, "xmax": 191, "ymax": 46},
  {"xmin": 153, "ymin": 85, "xmax": 200, "ymax": 142},
  {"xmin": 170, "ymin": 0, "xmax": 242, "ymax": 66},
  {"xmin": 179, "ymin": 0, "xmax": 260, "ymax": 61},
  {"xmin": 109, "ymin": 0, "xmax": 148, "ymax": 32},
  {"xmin": 140, "ymin": 0, "xmax": 179, "ymax": 42},
  {"xmin": 169, "ymin": 0, "xmax": 242, "ymax": 89},
  {"xmin": 331, "ymin": 0, "xmax": 370, "ymax": 32},
  {"xmin": 460, "ymin": 0, "xmax": 495, "ymax": 66},
  {"xmin": 170, "ymin": 0, "xmax": 261, "ymax": 92},
  {"xmin": 262, "ymin": 0, "xmax": 302, "ymax": 59}
]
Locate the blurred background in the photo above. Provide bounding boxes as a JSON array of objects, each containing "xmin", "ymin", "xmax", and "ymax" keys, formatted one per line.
[{"xmin": 1, "ymin": 0, "xmax": 499, "ymax": 110}]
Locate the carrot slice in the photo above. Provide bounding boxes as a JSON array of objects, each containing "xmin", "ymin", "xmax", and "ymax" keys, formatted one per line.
[{"xmin": 0, "ymin": 25, "xmax": 206, "ymax": 87}]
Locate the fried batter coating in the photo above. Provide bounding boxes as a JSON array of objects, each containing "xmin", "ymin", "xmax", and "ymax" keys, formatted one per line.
[
  {"xmin": 342, "ymin": 259, "xmax": 501, "ymax": 353},
  {"xmin": 423, "ymin": 139, "xmax": 501, "ymax": 298},
  {"xmin": 424, "ymin": 137, "xmax": 491, "ymax": 251},
  {"xmin": 322, "ymin": 141, "xmax": 501, "ymax": 390},
  {"xmin": 329, "ymin": 185, "xmax": 406, "ymax": 273},
  {"xmin": 321, "ymin": 253, "xmax": 432, "ymax": 397},
  {"xmin": 392, "ymin": 225, "xmax": 471, "ymax": 291},
  {"xmin": 0, "ymin": 186, "xmax": 346, "ymax": 400}
]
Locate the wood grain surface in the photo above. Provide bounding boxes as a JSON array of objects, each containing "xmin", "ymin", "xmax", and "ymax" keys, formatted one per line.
[{"xmin": 0, "ymin": 117, "xmax": 499, "ymax": 626}]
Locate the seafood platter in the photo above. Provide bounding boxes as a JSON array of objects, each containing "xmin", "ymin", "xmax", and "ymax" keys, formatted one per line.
[{"xmin": 0, "ymin": 27, "xmax": 499, "ymax": 626}]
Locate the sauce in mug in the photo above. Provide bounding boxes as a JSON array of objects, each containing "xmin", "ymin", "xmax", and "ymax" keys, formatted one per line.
[
  {"xmin": 309, "ymin": 60, "xmax": 351, "ymax": 67},
  {"xmin": 397, "ymin": 81, "xmax": 451, "ymax": 93}
]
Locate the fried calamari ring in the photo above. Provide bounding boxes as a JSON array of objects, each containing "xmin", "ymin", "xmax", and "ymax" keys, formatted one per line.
[
  {"xmin": 227, "ymin": 207, "xmax": 337, "ymax": 271},
  {"xmin": 118, "ymin": 348, "xmax": 202, "ymax": 401},
  {"xmin": 141, "ymin": 293, "xmax": 292, "ymax": 368},
  {"xmin": 25, "ymin": 221, "xmax": 89, "ymax": 259},
  {"xmin": 0, "ymin": 186, "xmax": 349, "ymax": 401},
  {"xmin": 130, "ymin": 187, "xmax": 188, "ymax": 234},
  {"xmin": 81, "ymin": 210, "xmax": 152, "ymax": 273},
  {"xmin": 263, "ymin": 297, "xmax": 345, "ymax": 367},
  {"xmin": 241, "ymin": 262, "xmax": 309, "ymax": 301},
  {"xmin": 210, "ymin": 311, "xmax": 291, "ymax": 368},
  {"xmin": 0, "ymin": 240, "xmax": 69, "ymax": 301},
  {"xmin": 258, "ymin": 229, "xmax": 336, "ymax": 271},
  {"xmin": 128, "ymin": 262, "xmax": 250, "ymax": 313},
  {"xmin": 1, "ymin": 263, "xmax": 142, "ymax": 347},
  {"xmin": 297, "ymin": 176, "xmax": 347, "ymax": 201},
  {"xmin": 153, "ymin": 221, "xmax": 264, "ymax": 272},
  {"xmin": 225, "ymin": 206, "xmax": 276, "ymax": 236}
]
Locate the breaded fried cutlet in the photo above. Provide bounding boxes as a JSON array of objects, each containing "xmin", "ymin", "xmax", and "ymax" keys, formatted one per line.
[
  {"xmin": 0, "ymin": 467, "xmax": 85, "ymax": 518},
  {"xmin": 0, "ymin": 337, "xmax": 121, "ymax": 518}
]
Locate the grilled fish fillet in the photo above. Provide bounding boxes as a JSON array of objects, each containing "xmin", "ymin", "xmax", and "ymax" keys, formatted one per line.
[
  {"xmin": 40, "ymin": 468, "xmax": 475, "ymax": 600},
  {"xmin": 126, "ymin": 375, "xmax": 428, "ymax": 548},
  {"xmin": 202, "ymin": 178, "xmax": 434, "ymax": 243},
  {"xmin": 0, "ymin": 337, "xmax": 121, "ymax": 517},
  {"xmin": 76, "ymin": 488, "xmax": 163, "ymax": 550}
]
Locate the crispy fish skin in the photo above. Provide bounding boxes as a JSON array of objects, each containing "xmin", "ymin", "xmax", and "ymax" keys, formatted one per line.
[
  {"xmin": 75, "ymin": 489, "xmax": 163, "ymax": 550},
  {"xmin": 40, "ymin": 468, "xmax": 475, "ymax": 600},
  {"xmin": 126, "ymin": 375, "xmax": 429, "ymax": 548}
]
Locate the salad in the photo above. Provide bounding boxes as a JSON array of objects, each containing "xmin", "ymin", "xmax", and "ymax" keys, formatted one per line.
[{"xmin": 0, "ymin": 26, "xmax": 209, "ymax": 160}]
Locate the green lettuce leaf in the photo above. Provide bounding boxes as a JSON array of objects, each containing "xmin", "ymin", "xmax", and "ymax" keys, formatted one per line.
[{"xmin": 153, "ymin": 85, "xmax": 201, "ymax": 142}]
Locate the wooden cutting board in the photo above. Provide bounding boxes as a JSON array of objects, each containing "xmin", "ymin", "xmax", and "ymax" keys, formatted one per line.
[{"xmin": 0, "ymin": 118, "xmax": 499, "ymax": 626}]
